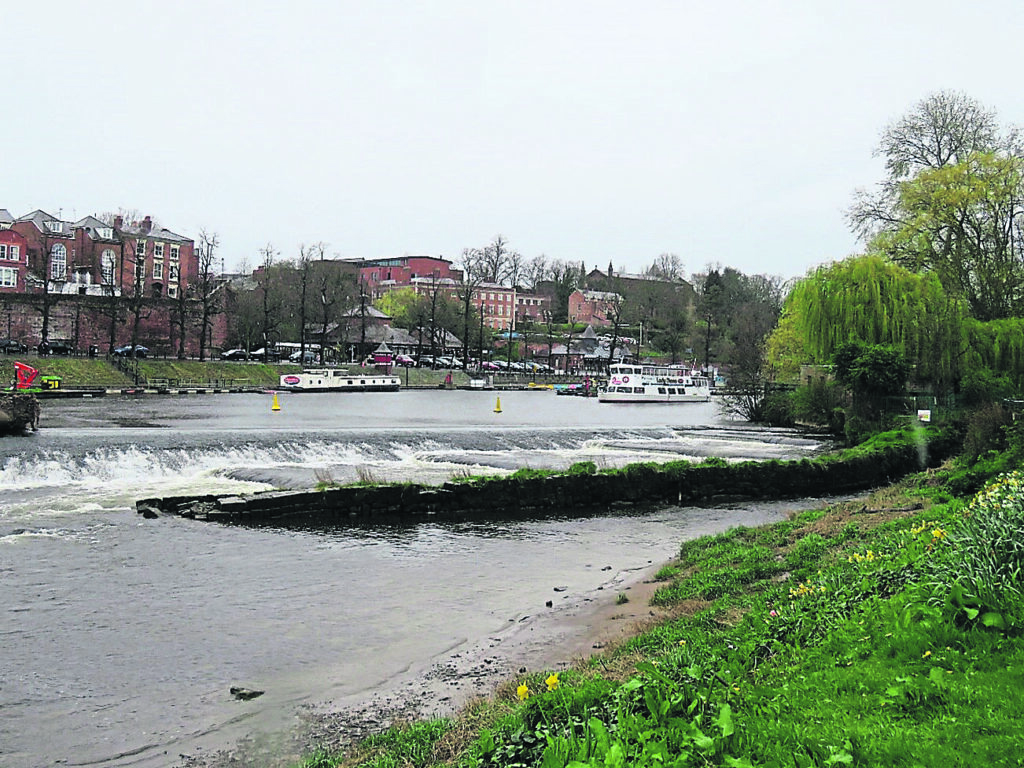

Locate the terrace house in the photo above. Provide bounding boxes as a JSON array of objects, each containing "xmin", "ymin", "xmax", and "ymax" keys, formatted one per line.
[{"xmin": 9, "ymin": 210, "xmax": 196, "ymax": 299}]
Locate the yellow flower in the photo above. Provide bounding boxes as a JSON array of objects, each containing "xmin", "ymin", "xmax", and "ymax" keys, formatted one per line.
[
  {"xmin": 922, "ymin": 650, "xmax": 932, "ymax": 659},
  {"xmin": 932, "ymin": 528, "xmax": 946, "ymax": 540},
  {"xmin": 516, "ymin": 684, "xmax": 530, "ymax": 701},
  {"xmin": 545, "ymin": 673, "xmax": 560, "ymax": 691}
]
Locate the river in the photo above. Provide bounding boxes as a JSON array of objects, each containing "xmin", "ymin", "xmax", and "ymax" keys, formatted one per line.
[{"xmin": 0, "ymin": 389, "xmax": 829, "ymax": 767}]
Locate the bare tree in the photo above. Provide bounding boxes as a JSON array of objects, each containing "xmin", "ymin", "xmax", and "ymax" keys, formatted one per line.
[
  {"xmin": 524, "ymin": 254, "xmax": 549, "ymax": 290},
  {"xmin": 850, "ymin": 90, "xmax": 1012, "ymax": 240},
  {"xmin": 194, "ymin": 230, "xmax": 222, "ymax": 361},
  {"xmin": 457, "ymin": 248, "xmax": 486, "ymax": 369},
  {"xmin": 257, "ymin": 243, "xmax": 282, "ymax": 361},
  {"xmin": 296, "ymin": 243, "xmax": 319, "ymax": 359},
  {"xmin": 644, "ymin": 253, "xmax": 685, "ymax": 282},
  {"xmin": 314, "ymin": 254, "xmax": 353, "ymax": 363},
  {"xmin": 878, "ymin": 90, "xmax": 1003, "ymax": 180},
  {"xmin": 478, "ymin": 235, "xmax": 521, "ymax": 284}
]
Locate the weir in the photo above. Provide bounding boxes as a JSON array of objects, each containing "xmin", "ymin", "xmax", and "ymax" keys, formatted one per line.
[{"xmin": 136, "ymin": 428, "xmax": 960, "ymax": 527}]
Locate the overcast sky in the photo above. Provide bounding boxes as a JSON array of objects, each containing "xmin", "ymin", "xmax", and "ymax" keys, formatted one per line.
[{"xmin": 5, "ymin": 1, "xmax": 1024, "ymax": 281}]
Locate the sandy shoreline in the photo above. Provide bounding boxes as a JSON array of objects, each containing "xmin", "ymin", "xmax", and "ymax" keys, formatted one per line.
[{"xmin": 179, "ymin": 561, "xmax": 671, "ymax": 767}]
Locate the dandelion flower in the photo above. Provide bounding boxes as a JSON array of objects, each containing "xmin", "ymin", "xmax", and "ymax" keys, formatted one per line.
[
  {"xmin": 516, "ymin": 684, "xmax": 530, "ymax": 701},
  {"xmin": 922, "ymin": 650, "xmax": 932, "ymax": 659},
  {"xmin": 546, "ymin": 673, "xmax": 560, "ymax": 691}
]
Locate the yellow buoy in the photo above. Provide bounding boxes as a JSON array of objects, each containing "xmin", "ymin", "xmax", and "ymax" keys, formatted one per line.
[
  {"xmin": 494, "ymin": 396, "xmax": 502, "ymax": 413},
  {"xmin": 272, "ymin": 392, "xmax": 281, "ymax": 412}
]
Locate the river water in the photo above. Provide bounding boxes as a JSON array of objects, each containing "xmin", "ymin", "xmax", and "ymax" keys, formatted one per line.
[{"xmin": 0, "ymin": 390, "xmax": 828, "ymax": 767}]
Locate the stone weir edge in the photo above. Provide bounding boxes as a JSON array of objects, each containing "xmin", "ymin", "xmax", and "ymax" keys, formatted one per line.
[{"xmin": 135, "ymin": 430, "xmax": 959, "ymax": 526}]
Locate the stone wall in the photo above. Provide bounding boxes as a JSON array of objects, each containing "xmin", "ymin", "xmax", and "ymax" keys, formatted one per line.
[{"xmin": 136, "ymin": 428, "xmax": 961, "ymax": 527}]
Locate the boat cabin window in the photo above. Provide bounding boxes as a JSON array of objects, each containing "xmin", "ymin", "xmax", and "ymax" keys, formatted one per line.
[
  {"xmin": 666, "ymin": 388, "xmax": 675, "ymax": 395},
  {"xmin": 658, "ymin": 387, "xmax": 666, "ymax": 394}
]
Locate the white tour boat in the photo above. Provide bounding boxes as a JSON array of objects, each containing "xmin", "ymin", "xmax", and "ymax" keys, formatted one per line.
[
  {"xmin": 597, "ymin": 363, "xmax": 711, "ymax": 404},
  {"xmin": 278, "ymin": 367, "xmax": 401, "ymax": 392}
]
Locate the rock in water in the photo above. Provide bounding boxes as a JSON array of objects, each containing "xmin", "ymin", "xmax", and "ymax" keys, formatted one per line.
[{"xmin": 230, "ymin": 686, "xmax": 264, "ymax": 701}]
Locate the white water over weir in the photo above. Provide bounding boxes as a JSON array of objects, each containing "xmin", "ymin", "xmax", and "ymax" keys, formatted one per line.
[{"xmin": 2, "ymin": 391, "xmax": 837, "ymax": 768}]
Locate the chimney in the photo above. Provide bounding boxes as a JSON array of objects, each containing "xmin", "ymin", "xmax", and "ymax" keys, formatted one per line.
[
  {"xmin": 114, "ymin": 215, "xmax": 123, "ymax": 229},
  {"xmin": 141, "ymin": 215, "xmax": 152, "ymax": 234}
]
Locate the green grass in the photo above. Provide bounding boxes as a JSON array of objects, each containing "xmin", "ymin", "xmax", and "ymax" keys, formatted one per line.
[{"xmin": 290, "ymin": 455, "xmax": 1024, "ymax": 768}]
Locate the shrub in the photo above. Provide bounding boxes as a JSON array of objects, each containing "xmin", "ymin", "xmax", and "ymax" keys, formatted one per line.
[
  {"xmin": 793, "ymin": 378, "xmax": 847, "ymax": 432},
  {"xmin": 961, "ymin": 403, "xmax": 1013, "ymax": 464},
  {"xmin": 566, "ymin": 461, "xmax": 597, "ymax": 476},
  {"xmin": 928, "ymin": 471, "xmax": 1024, "ymax": 629}
]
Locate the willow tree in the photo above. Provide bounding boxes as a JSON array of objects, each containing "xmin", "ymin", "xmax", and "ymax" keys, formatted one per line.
[
  {"xmin": 963, "ymin": 317, "xmax": 1024, "ymax": 390},
  {"xmin": 782, "ymin": 254, "xmax": 965, "ymax": 391}
]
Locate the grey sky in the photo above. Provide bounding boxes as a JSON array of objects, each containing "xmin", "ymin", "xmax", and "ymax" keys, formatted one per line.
[{"xmin": 5, "ymin": 1, "xmax": 1023, "ymax": 281}]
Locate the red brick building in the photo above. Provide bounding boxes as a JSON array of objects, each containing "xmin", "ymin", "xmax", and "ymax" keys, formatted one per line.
[
  {"xmin": 0, "ymin": 208, "xmax": 213, "ymax": 355},
  {"xmin": 474, "ymin": 283, "xmax": 517, "ymax": 330},
  {"xmin": 356, "ymin": 256, "xmax": 462, "ymax": 300},
  {"xmin": 567, "ymin": 289, "xmax": 622, "ymax": 326},
  {"xmin": 9, "ymin": 210, "xmax": 196, "ymax": 299},
  {"xmin": 0, "ymin": 215, "xmax": 29, "ymax": 294}
]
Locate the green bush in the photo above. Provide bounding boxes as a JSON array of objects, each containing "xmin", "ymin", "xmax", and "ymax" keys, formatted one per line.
[
  {"xmin": 566, "ymin": 461, "xmax": 598, "ymax": 476},
  {"xmin": 927, "ymin": 471, "xmax": 1024, "ymax": 629},
  {"xmin": 792, "ymin": 378, "xmax": 847, "ymax": 431},
  {"xmin": 961, "ymin": 402, "xmax": 1013, "ymax": 464}
]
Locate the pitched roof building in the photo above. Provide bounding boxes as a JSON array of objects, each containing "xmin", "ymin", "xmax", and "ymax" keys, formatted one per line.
[{"xmin": 7, "ymin": 209, "xmax": 196, "ymax": 299}]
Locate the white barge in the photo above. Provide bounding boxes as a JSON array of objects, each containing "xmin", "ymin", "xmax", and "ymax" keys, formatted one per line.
[
  {"xmin": 597, "ymin": 363, "xmax": 711, "ymax": 404},
  {"xmin": 278, "ymin": 368, "xmax": 401, "ymax": 392}
]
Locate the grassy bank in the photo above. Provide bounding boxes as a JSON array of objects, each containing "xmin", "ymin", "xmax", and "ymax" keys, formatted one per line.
[{"xmin": 296, "ymin": 435, "xmax": 1024, "ymax": 768}]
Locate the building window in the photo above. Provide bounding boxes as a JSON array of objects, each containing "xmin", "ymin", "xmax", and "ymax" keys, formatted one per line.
[
  {"xmin": 0, "ymin": 245, "xmax": 6, "ymax": 259},
  {"xmin": 154, "ymin": 242, "xmax": 164, "ymax": 258},
  {"xmin": 153, "ymin": 262, "xmax": 164, "ymax": 280},
  {"xmin": 168, "ymin": 286, "xmax": 177, "ymax": 298},
  {"xmin": 0, "ymin": 267, "xmax": 16, "ymax": 288},
  {"xmin": 170, "ymin": 244, "xmax": 179, "ymax": 260},
  {"xmin": 169, "ymin": 264, "xmax": 179, "ymax": 282},
  {"xmin": 47, "ymin": 220, "xmax": 63, "ymax": 234},
  {"xmin": 98, "ymin": 227, "xmax": 114, "ymax": 240},
  {"xmin": 101, "ymin": 250, "xmax": 116, "ymax": 284},
  {"xmin": 11, "ymin": 245, "xmax": 19, "ymax": 260},
  {"xmin": 50, "ymin": 243, "xmax": 67, "ymax": 280},
  {"xmin": 136, "ymin": 240, "xmax": 146, "ymax": 258},
  {"xmin": 137, "ymin": 263, "xmax": 145, "ymax": 282}
]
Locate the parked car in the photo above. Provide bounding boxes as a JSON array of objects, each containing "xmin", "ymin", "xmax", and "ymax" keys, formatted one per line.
[
  {"xmin": 288, "ymin": 350, "xmax": 317, "ymax": 364},
  {"xmin": 220, "ymin": 348, "xmax": 250, "ymax": 361},
  {"xmin": 251, "ymin": 347, "xmax": 281, "ymax": 362},
  {"xmin": 479, "ymin": 360, "xmax": 501, "ymax": 371},
  {"xmin": 112, "ymin": 344, "xmax": 149, "ymax": 358},
  {"xmin": 394, "ymin": 353, "xmax": 416, "ymax": 367},
  {"xmin": 0, "ymin": 338, "xmax": 27, "ymax": 354},
  {"xmin": 38, "ymin": 340, "xmax": 75, "ymax": 356},
  {"xmin": 417, "ymin": 355, "xmax": 437, "ymax": 368}
]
